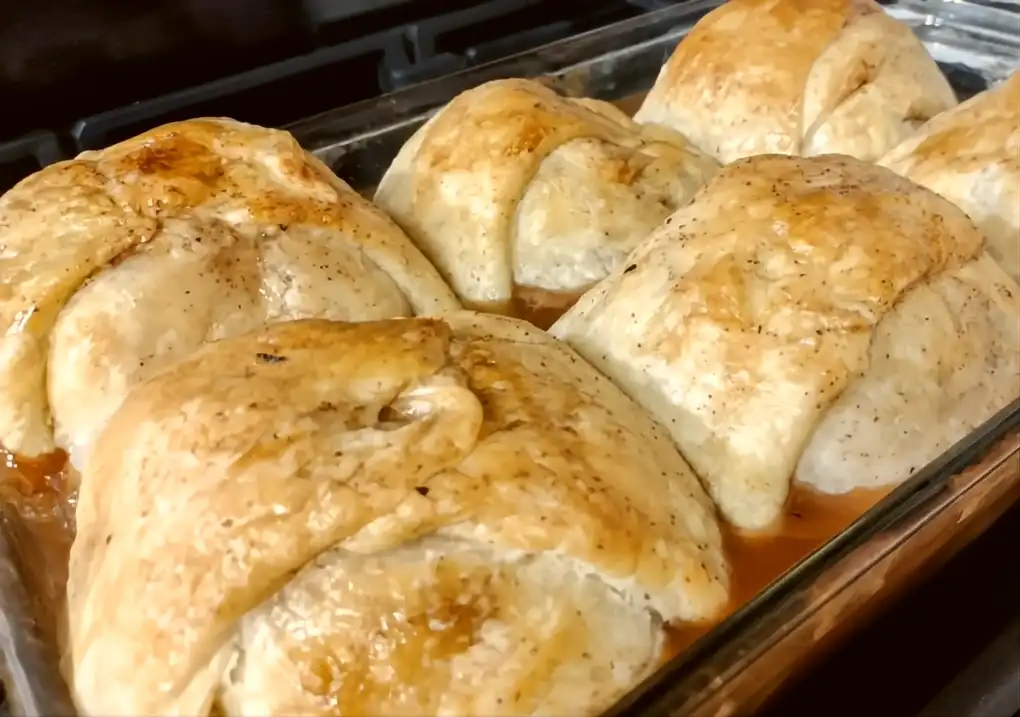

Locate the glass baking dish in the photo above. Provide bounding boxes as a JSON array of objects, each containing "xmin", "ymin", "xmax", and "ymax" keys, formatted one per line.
[
  {"xmin": 287, "ymin": 0, "xmax": 1020, "ymax": 192},
  {"xmin": 2, "ymin": 1, "xmax": 1019, "ymax": 715}
]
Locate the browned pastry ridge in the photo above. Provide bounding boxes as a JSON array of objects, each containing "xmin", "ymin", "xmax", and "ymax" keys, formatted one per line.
[
  {"xmin": 634, "ymin": 0, "xmax": 958, "ymax": 164},
  {"xmin": 880, "ymin": 72, "xmax": 1020, "ymax": 283},
  {"xmin": 65, "ymin": 313, "xmax": 727, "ymax": 717},
  {"xmin": 374, "ymin": 78, "xmax": 719, "ymax": 324},
  {"xmin": 551, "ymin": 154, "xmax": 1020, "ymax": 531},
  {"xmin": 0, "ymin": 118, "xmax": 459, "ymax": 469}
]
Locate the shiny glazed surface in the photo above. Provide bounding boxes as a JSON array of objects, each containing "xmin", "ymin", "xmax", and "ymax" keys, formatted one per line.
[{"xmin": 63, "ymin": 314, "xmax": 726, "ymax": 716}]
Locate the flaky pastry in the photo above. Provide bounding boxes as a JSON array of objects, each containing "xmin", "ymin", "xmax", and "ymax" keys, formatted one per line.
[
  {"xmin": 65, "ymin": 313, "xmax": 727, "ymax": 717},
  {"xmin": 0, "ymin": 118, "xmax": 459, "ymax": 466},
  {"xmin": 374, "ymin": 78, "xmax": 719, "ymax": 324},
  {"xmin": 634, "ymin": 0, "xmax": 957, "ymax": 164},
  {"xmin": 552, "ymin": 154, "xmax": 1020, "ymax": 530},
  {"xmin": 880, "ymin": 72, "xmax": 1020, "ymax": 283}
]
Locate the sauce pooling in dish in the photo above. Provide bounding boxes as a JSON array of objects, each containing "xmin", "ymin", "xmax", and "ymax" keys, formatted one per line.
[
  {"xmin": 510, "ymin": 285, "xmax": 594, "ymax": 331},
  {"xmin": 663, "ymin": 484, "xmax": 889, "ymax": 658},
  {"xmin": 1, "ymin": 449, "xmax": 76, "ymax": 649},
  {"xmin": 1, "ymin": 449, "xmax": 887, "ymax": 667}
]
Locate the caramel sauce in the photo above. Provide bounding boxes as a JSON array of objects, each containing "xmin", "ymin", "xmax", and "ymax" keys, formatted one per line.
[
  {"xmin": 1, "ymin": 449, "xmax": 71, "ymax": 498},
  {"xmin": 612, "ymin": 92, "xmax": 648, "ymax": 118},
  {"xmin": 662, "ymin": 483, "xmax": 890, "ymax": 660},
  {"xmin": 509, "ymin": 284, "xmax": 591, "ymax": 330},
  {"xmin": 0, "ymin": 448, "xmax": 77, "ymax": 650}
]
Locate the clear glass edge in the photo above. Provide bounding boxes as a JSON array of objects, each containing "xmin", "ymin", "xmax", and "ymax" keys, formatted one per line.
[
  {"xmin": 286, "ymin": 0, "xmax": 1020, "ymax": 176},
  {"xmin": 607, "ymin": 397, "xmax": 1020, "ymax": 717},
  {"xmin": 1, "ymin": 0, "xmax": 1019, "ymax": 715},
  {"xmin": 0, "ymin": 519, "xmax": 75, "ymax": 716}
]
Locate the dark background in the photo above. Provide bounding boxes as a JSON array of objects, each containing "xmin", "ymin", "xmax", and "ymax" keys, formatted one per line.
[
  {"xmin": 0, "ymin": 0, "xmax": 308, "ymax": 138},
  {"xmin": 0, "ymin": 0, "xmax": 644, "ymax": 140},
  {"xmin": 0, "ymin": 0, "xmax": 648, "ymax": 190}
]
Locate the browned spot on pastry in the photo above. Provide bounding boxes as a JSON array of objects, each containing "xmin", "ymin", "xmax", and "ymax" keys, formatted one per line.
[
  {"xmin": 299, "ymin": 563, "xmax": 501, "ymax": 713},
  {"xmin": 504, "ymin": 120, "xmax": 558, "ymax": 158}
]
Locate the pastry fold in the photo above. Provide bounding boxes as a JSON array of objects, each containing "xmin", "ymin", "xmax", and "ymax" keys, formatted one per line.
[
  {"xmin": 375, "ymin": 79, "xmax": 718, "ymax": 323},
  {"xmin": 880, "ymin": 72, "xmax": 1020, "ymax": 283},
  {"xmin": 66, "ymin": 313, "xmax": 727, "ymax": 717},
  {"xmin": 0, "ymin": 118, "xmax": 458, "ymax": 465},
  {"xmin": 635, "ymin": 0, "xmax": 958, "ymax": 164},
  {"xmin": 552, "ymin": 154, "xmax": 1020, "ymax": 530}
]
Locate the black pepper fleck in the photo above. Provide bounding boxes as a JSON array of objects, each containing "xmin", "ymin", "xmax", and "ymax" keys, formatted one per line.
[{"xmin": 255, "ymin": 352, "xmax": 288, "ymax": 364}]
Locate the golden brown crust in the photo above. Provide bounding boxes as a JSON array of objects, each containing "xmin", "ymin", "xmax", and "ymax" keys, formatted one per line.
[
  {"xmin": 66, "ymin": 313, "xmax": 727, "ymax": 716},
  {"xmin": 551, "ymin": 154, "xmax": 1020, "ymax": 530},
  {"xmin": 375, "ymin": 79, "xmax": 718, "ymax": 314},
  {"xmin": 0, "ymin": 118, "xmax": 459, "ymax": 459},
  {"xmin": 880, "ymin": 73, "xmax": 1020, "ymax": 282},
  {"xmin": 634, "ymin": 0, "xmax": 957, "ymax": 163}
]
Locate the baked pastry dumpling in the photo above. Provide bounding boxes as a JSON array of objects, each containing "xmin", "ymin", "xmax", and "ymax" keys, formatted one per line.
[
  {"xmin": 65, "ymin": 314, "xmax": 727, "ymax": 717},
  {"xmin": 374, "ymin": 78, "xmax": 719, "ymax": 326},
  {"xmin": 0, "ymin": 118, "xmax": 459, "ymax": 468},
  {"xmin": 880, "ymin": 72, "xmax": 1020, "ymax": 283},
  {"xmin": 551, "ymin": 154, "xmax": 1020, "ymax": 531},
  {"xmin": 634, "ymin": 0, "xmax": 957, "ymax": 164}
]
